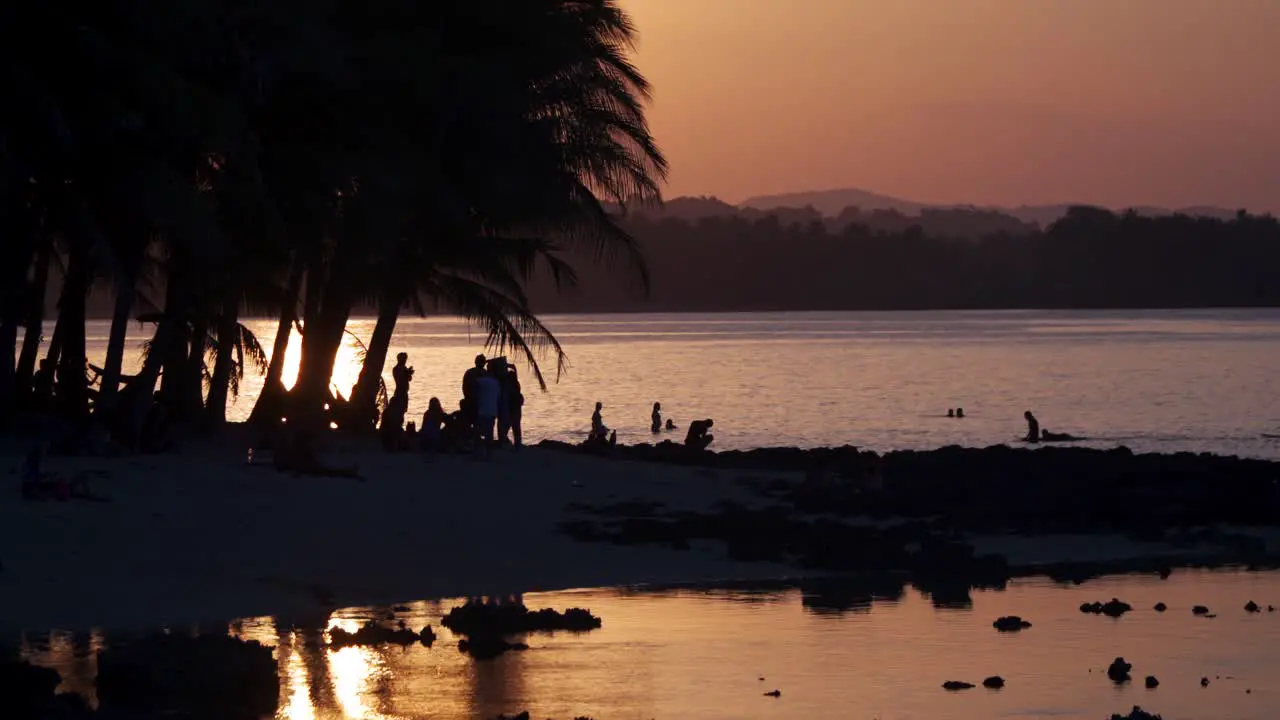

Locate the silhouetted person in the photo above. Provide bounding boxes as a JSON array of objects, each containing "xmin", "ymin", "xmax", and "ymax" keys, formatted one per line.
[
  {"xmin": 685, "ymin": 418, "xmax": 714, "ymax": 451},
  {"xmin": 420, "ymin": 397, "xmax": 446, "ymax": 451},
  {"xmin": 503, "ymin": 366, "xmax": 523, "ymax": 448},
  {"xmin": 32, "ymin": 358, "xmax": 55, "ymax": 413},
  {"xmin": 462, "ymin": 353, "xmax": 486, "ymax": 430},
  {"xmin": 474, "ymin": 368, "xmax": 501, "ymax": 456},
  {"xmin": 391, "ymin": 352, "xmax": 413, "ymax": 405},
  {"xmin": 1024, "ymin": 411, "xmax": 1040, "ymax": 443},
  {"xmin": 956, "ymin": 407, "xmax": 965, "ymax": 419},
  {"xmin": 651, "ymin": 402, "xmax": 662, "ymax": 433},
  {"xmin": 590, "ymin": 401, "xmax": 608, "ymax": 441},
  {"xmin": 665, "ymin": 418, "xmax": 676, "ymax": 431},
  {"xmin": 947, "ymin": 408, "xmax": 955, "ymax": 418}
]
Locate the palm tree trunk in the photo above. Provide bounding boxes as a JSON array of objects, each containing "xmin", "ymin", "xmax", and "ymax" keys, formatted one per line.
[
  {"xmin": 348, "ymin": 287, "xmax": 402, "ymax": 430},
  {"xmin": 249, "ymin": 255, "xmax": 304, "ymax": 425},
  {"xmin": 174, "ymin": 311, "xmax": 209, "ymax": 422},
  {"xmin": 95, "ymin": 273, "xmax": 137, "ymax": 421},
  {"xmin": 53, "ymin": 248, "xmax": 90, "ymax": 421},
  {"xmin": 116, "ymin": 304, "xmax": 179, "ymax": 443},
  {"xmin": 0, "ymin": 315, "xmax": 16, "ymax": 423},
  {"xmin": 292, "ymin": 283, "xmax": 352, "ymax": 429},
  {"xmin": 157, "ymin": 271, "xmax": 190, "ymax": 405},
  {"xmin": 16, "ymin": 236, "xmax": 52, "ymax": 393},
  {"xmin": 203, "ymin": 286, "xmax": 240, "ymax": 429}
]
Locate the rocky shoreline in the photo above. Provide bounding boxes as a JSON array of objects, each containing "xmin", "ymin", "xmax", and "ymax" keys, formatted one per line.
[{"xmin": 545, "ymin": 440, "xmax": 1280, "ymax": 595}]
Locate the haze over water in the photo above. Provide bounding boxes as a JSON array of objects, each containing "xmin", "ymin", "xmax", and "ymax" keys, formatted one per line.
[{"xmin": 93, "ymin": 308, "xmax": 1280, "ymax": 458}]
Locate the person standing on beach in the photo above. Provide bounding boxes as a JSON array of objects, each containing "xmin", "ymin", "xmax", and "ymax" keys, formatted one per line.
[
  {"xmin": 391, "ymin": 353, "xmax": 413, "ymax": 406},
  {"xmin": 504, "ymin": 366, "xmax": 524, "ymax": 448},
  {"xmin": 462, "ymin": 354, "xmax": 486, "ymax": 432},
  {"xmin": 474, "ymin": 367, "xmax": 501, "ymax": 456},
  {"xmin": 651, "ymin": 402, "xmax": 663, "ymax": 434}
]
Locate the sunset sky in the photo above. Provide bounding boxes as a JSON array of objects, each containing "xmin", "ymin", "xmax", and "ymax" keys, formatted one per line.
[{"xmin": 623, "ymin": 0, "xmax": 1280, "ymax": 212}]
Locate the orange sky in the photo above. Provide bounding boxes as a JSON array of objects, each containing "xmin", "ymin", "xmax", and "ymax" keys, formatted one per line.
[{"xmin": 623, "ymin": 0, "xmax": 1280, "ymax": 211}]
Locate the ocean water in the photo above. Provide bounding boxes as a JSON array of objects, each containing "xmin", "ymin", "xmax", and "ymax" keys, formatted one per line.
[
  {"xmin": 86, "ymin": 308, "xmax": 1280, "ymax": 457},
  {"xmin": 20, "ymin": 570, "xmax": 1280, "ymax": 720}
]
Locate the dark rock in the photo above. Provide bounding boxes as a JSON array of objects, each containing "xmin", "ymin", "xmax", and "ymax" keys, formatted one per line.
[
  {"xmin": 983, "ymin": 676, "xmax": 1005, "ymax": 689},
  {"xmin": 1107, "ymin": 657, "xmax": 1133, "ymax": 684},
  {"xmin": 1081, "ymin": 598, "xmax": 1133, "ymax": 617},
  {"xmin": 329, "ymin": 621, "xmax": 435, "ymax": 648},
  {"xmin": 97, "ymin": 634, "xmax": 278, "ymax": 719},
  {"xmin": 942, "ymin": 681, "xmax": 975, "ymax": 691},
  {"xmin": 1145, "ymin": 675, "xmax": 1159, "ymax": 688},
  {"xmin": 1153, "ymin": 602, "xmax": 1167, "ymax": 612},
  {"xmin": 993, "ymin": 616, "xmax": 1032, "ymax": 632},
  {"xmin": 1245, "ymin": 600, "xmax": 1261, "ymax": 613},
  {"xmin": 763, "ymin": 689, "xmax": 781, "ymax": 697},
  {"xmin": 1109, "ymin": 708, "xmax": 1163, "ymax": 720},
  {"xmin": 458, "ymin": 636, "xmax": 529, "ymax": 660},
  {"xmin": 442, "ymin": 601, "xmax": 601, "ymax": 636},
  {"xmin": 1192, "ymin": 605, "xmax": 1211, "ymax": 615}
]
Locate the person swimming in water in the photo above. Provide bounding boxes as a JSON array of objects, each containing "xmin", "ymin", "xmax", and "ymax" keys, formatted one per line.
[
  {"xmin": 665, "ymin": 418, "xmax": 676, "ymax": 431},
  {"xmin": 590, "ymin": 402, "xmax": 609, "ymax": 441}
]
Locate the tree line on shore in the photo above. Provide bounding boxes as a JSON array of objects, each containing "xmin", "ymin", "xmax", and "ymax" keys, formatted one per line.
[
  {"xmin": 523, "ymin": 206, "xmax": 1280, "ymax": 313},
  {"xmin": 0, "ymin": 0, "xmax": 665, "ymax": 443}
]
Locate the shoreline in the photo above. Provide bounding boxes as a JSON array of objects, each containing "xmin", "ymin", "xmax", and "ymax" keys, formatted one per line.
[{"xmin": 3, "ymin": 429, "xmax": 1279, "ymax": 632}]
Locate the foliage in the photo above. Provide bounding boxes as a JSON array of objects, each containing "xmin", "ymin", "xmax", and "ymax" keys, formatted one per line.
[{"xmin": 0, "ymin": 0, "xmax": 665, "ymax": 435}]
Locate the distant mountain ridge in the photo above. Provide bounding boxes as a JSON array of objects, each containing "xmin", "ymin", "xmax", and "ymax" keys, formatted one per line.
[{"xmin": 738, "ymin": 187, "xmax": 1240, "ymax": 227}]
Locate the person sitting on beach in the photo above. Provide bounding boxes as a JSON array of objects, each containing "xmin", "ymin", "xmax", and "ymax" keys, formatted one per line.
[
  {"xmin": 955, "ymin": 407, "xmax": 965, "ymax": 419},
  {"xmin": 420, "ymin": 397, "xmax": 447, "ymax": 451},
  {"xmin": 1023, "ymin": 410, "xmax": 1040, "ymax": 443},
  {"xmin": 474, "ymin": 367, "xmax": 501, "ymax": 456},
  {"xmin": 947, "ymin": 408, "xmax": 954, "ymax": 418},
  {"xmin": 685, "ymin": 418, "xmax": 714, "ymax": 451},
  {"xmin": 651, "ymin": 402, "xmax": 663, "ymax": 434}
]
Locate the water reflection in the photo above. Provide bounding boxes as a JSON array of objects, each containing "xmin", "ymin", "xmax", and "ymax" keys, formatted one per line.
[{"xmin": 17, "ymin": 571, "xmax": 1280, "ymax": 720}]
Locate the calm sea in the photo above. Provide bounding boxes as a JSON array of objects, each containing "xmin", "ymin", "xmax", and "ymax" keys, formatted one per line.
[
  {"xmin": 21, "ymin": 570, "xmax": 1280, "ymax": 720},
  {"xmin": 88, "ymin": 308, "xmax": 1280, "ymax": 457}
]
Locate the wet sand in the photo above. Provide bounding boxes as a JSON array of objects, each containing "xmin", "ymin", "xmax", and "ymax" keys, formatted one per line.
[
  {"xmin": 0, "ymin": 435, "xmax": 794, "ymax": 631},
  {"xmin": 3, "ymin": 432, "xmax": 1277, "ymax": 632}
]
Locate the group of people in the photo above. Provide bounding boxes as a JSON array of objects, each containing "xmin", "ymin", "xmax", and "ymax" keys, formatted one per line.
[
  {"xmin": 374, "ymin": 351, "xmax": 720, "ymax": 455},
  {"xmin": 588, "ymin": 400, "xmax": 715, "ymax": 451},
  {"xmin": 378, "ymin": 352, "xmax": 524, "ymax": 457}
]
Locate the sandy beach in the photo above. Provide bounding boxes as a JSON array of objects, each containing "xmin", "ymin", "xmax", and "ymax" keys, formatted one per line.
[
  {"xmin": 0, "ymin": 434, "xmax": 797, "ymax": 632},
  {"xmin": 5, "ymin": 432, "xmax": 1279, "ymax": 633}
]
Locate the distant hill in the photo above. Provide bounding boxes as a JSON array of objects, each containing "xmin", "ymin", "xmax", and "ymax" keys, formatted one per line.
[{"xmin": 739, "ymin": 187, "xmax": 1240, "ymax": 227}]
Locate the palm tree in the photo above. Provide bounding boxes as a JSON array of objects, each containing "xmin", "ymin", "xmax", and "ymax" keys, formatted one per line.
[{"xmin": 340, "ymin": 0, "xmax": 667, "ymax": 427}]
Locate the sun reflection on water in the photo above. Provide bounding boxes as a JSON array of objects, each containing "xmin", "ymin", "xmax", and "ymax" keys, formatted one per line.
[
  {"xmin": 328, "ymin": 645, "xmax": 390, "ymax": 720},
  {"xmin": 280, "ymin": 633, "xmax": 316, "ymax": 720}
]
